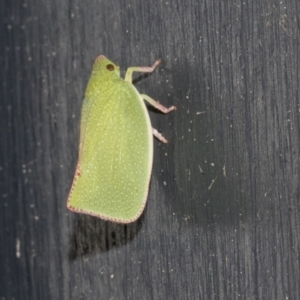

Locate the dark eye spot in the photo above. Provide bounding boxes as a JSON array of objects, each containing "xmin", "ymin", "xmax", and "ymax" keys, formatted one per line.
[{"xmin": 106, "ymin": 64, "xmax": 115, "ymax": 71}]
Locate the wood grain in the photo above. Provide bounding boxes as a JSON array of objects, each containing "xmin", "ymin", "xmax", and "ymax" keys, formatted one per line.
[{"xmin": 1, "ymin": 0, "xmax": 300, "ymax": 299}]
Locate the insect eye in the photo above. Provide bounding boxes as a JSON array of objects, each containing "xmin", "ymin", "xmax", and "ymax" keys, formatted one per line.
[{"xmin": 106, "ymin": 64, "xmax": 115, "ymax": 71}]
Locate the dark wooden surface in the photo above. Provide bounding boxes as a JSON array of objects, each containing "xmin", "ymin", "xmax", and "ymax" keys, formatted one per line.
[{"xmin": 1, "ymin": 0, "xmax": 300, "ymax": 299}]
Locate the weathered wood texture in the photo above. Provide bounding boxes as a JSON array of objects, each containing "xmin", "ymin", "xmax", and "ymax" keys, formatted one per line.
[{"xmin": 1, "ymin": 0, "xmax": 300, "ymax": 299}]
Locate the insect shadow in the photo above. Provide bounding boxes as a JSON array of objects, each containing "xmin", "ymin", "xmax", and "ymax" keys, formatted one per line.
[
  {"xmin": 68, "ymin": 208, "xmax": 145, "ymax": 259},
  {"xmin": 132, "ymin": 73, "xmax": 152, "ymax": 85}
]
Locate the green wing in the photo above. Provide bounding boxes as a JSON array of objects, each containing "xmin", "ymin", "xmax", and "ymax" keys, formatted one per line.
[{"xmin": 68, "ymin": 80, "xmax": 153, "ymax": 223}]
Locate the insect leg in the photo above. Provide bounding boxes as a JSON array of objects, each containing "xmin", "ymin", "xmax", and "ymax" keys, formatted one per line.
[
  {"xmin": 125, "ymin": 59, "xmax": 162, "ymax": 83},
  {"xmin": 141, "ymin": 94, "xmax": 177, "ymax": 114},
  {"xmin": 152, "ymin": 128, "xmax": 168, "ymax": 144}
]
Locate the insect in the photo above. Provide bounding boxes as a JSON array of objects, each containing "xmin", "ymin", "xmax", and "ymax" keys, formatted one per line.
[{"xmin": 67, "ymin": 55, "xmax": 176, "ymax": 223}]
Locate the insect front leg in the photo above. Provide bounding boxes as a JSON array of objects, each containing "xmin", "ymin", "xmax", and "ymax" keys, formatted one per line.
[{"xmin": 124, "ymin": 59, "xmax": 162, "ymax": 83}]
